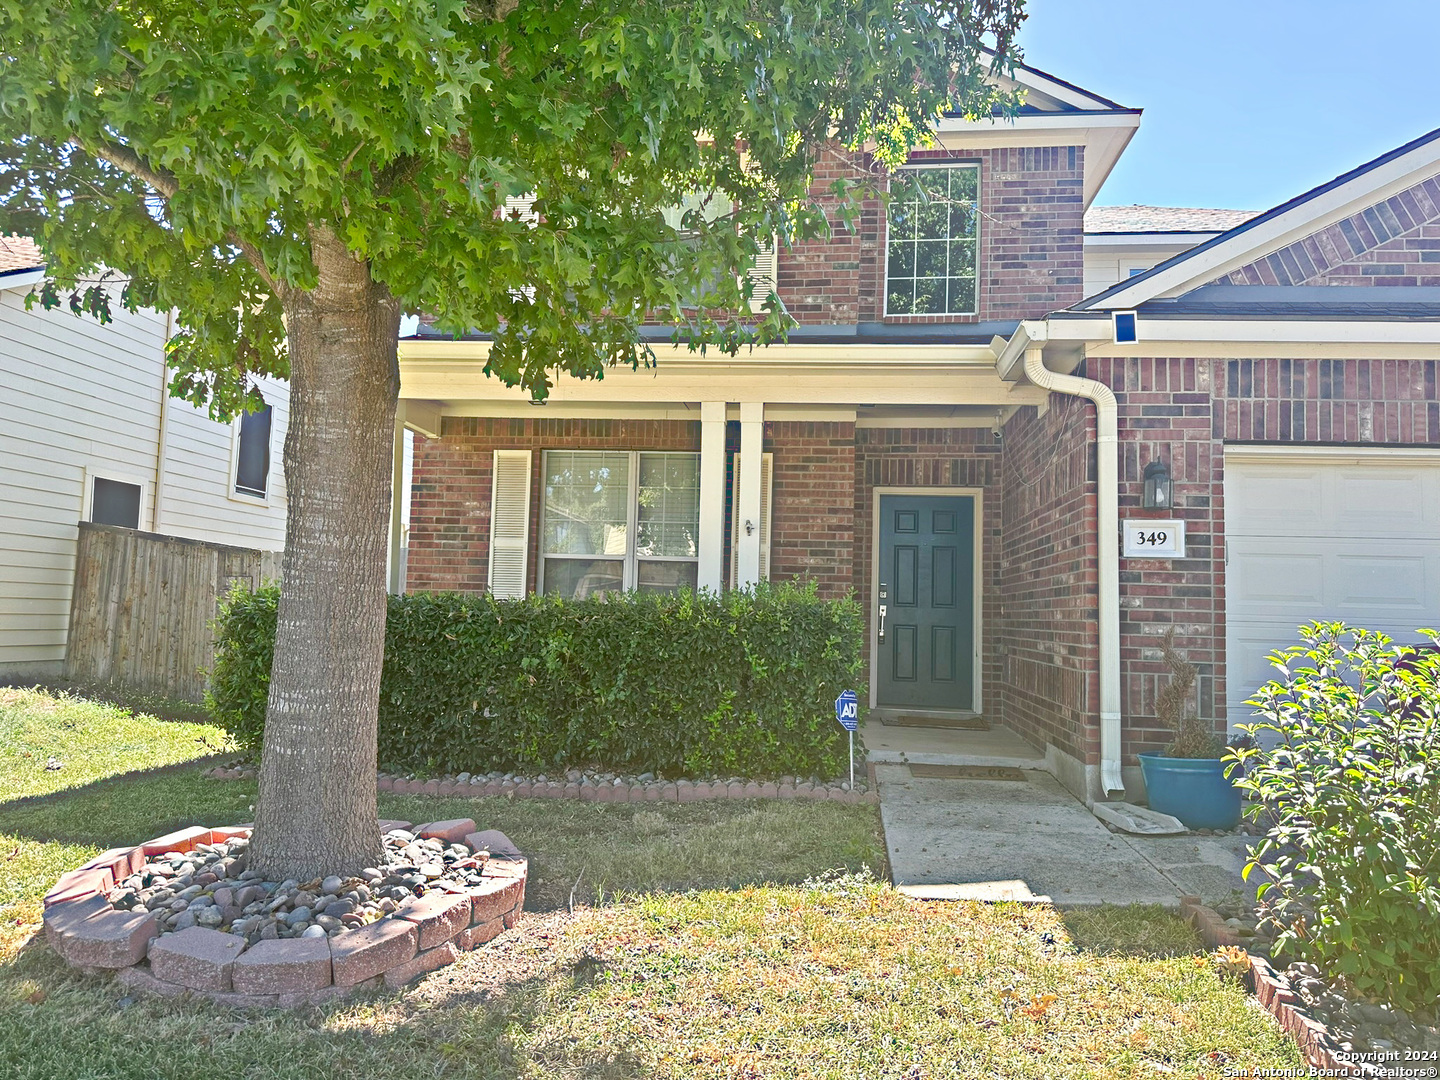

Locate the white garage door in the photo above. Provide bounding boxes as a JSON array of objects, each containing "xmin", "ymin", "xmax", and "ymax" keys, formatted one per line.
[{"xmin": 1224, "ymin": 449, "xmax": 1440, "ymax": 730}]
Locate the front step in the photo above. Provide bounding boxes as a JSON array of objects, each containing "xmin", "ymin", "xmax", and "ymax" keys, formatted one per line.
[{"xmin": 877, "ymin": 711, "xmax": 990, "ymax": 731}]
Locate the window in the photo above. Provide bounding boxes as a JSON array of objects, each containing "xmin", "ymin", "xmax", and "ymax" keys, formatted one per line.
[
  {"xmin": 885, "ymin": 165, "xmax": 979, "ymax": 316},
  {"xmin": 234, "ymin": 402, "xmax": 273, "ymax": 499},
  {"xmin": 540, "ymin": 450, "xmax": 699, "ymax": 599},
  {"xmin": 90, "ymin": 477, "xmax": 142, "ymax": 529}
]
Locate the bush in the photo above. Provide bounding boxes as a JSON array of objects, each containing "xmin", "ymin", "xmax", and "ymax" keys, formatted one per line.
[
  {"xmin": 209, "ymin": 582, "xmax": 863, "ymax": 779},
  {"xmin": 1229, "ymin": 622, "xmax": 1440, "ymax": 1011}
]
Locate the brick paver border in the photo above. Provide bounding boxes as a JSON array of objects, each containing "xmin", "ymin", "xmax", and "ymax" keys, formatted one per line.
[{"xmin": 44, "ymin": 823, "xmax": 528, "ymax": 1008}]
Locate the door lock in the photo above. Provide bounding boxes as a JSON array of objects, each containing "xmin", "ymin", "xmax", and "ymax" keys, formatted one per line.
[{"xmin": 878, "ymin": 583, "xmax": 888, "ymax": 641}]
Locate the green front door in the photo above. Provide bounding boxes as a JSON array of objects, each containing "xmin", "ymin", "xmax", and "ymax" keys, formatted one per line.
[{"xmin": 876, "ymin": 494, "xmax": 975, "ymax": 709}]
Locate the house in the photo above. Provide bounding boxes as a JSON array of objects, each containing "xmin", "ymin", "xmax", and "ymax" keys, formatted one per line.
[
  {"xmin": 392, "ymin": 60, "xmax": 1440, "ymax": 804},
  {"xmin": 0, "ymin": 237, "xmax": 290, "ymax": 680}
]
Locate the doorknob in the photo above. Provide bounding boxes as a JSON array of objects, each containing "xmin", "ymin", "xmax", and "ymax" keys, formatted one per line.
[{"xmin": 878, "ymin": 582, "xmax": 888, "ymax": 641}]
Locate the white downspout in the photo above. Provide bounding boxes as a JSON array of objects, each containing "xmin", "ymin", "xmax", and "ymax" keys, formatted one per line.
[
  {"xmin": 1022, "ymin": 343, "xmax": 1125, "ymax": 798},
  {"xmin": 153, "ymin": 308, "xmax": 174, "ymax": 534}
]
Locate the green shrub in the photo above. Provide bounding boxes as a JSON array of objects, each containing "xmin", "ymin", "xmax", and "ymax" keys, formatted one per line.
[
  {"xmin": 1229, "ymin": 622, "xmax": 1440, "ymax": 1011},
  {"xmin": 208, "ymin": 582, "xmax": 862, "ymax": 779}
]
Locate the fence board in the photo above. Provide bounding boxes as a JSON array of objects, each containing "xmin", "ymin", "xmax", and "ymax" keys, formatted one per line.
[{"xmin": 64, "ymin": 522, "xmax": 282, "ymax": 703}]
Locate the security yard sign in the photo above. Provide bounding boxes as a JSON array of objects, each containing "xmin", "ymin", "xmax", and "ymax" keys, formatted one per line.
[{"xmin": 835, "ymin": 690, "xmax": 859, "ymax": 791}]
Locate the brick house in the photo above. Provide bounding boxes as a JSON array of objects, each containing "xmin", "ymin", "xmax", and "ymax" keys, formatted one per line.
[{"xmin": 393, "ymin": 60, "xmax": 1440, "ymax": 803}]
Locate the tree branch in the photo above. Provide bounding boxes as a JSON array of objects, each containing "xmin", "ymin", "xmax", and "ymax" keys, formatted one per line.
[
  {"xmin": 75, "ymin": 136, "xmax": 178, "ymax": 199},
  {"xmin": 71, "ymin": 136, "xmax": 283, "ymax": 296}
]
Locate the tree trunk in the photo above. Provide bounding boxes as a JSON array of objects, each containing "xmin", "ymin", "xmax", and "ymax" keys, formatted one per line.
[{"xmin": 250, "ymin": 226, "xmax": 401, "ymax": 881}]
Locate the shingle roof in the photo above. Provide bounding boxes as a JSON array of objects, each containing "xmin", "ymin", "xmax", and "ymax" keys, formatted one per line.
[
  {"xmin": 1084, "ymin": 205, "xmax": 1259, "ymax": 234},
  {"xmin": 0, "ymin": 236, "xmax": 44, "ymax": 274}
]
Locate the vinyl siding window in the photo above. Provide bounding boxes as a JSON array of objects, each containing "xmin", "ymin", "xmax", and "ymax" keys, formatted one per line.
[
  {"xmin": 89, "ymin": 476, "xmax": 143, "ymax": 529},
  {"xmin": 233, "ymin": 402, "xmax": 273, "ymax": 500},
  {"xmin": 885, "ymin": 165, "xmax": 980, "ymax": 316},
  {"xmin": 540, "ymin": 450, "xmax": 699, "ymax": 598}
]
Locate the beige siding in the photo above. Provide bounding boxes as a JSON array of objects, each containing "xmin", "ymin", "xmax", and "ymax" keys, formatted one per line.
[
  {"xmin": 0, "ymin": 287, "xmax": 165, "ymax": 671},
  {"xmin": 158, "ymin": 376, "xmax": 289, "ymax": 550},
  {"xmin": 0, "ymin": 284, "xmax": 287, "ymax": 674}
]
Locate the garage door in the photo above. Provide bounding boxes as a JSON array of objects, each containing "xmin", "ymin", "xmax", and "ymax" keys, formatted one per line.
[{"xmin": 1224, "ymin": 449, "xmax": 1440, "ymax": 730}]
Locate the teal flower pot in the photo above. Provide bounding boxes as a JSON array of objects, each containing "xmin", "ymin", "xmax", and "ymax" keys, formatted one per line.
[{"xmin": 1137, "ymin": 753, "xmax": 1241, "ymax": 831}]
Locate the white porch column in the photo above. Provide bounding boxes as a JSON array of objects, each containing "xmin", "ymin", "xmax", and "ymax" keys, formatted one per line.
[
  {"xmin": 697, "ymin": 401, "xmax": 727, "ymax": 592},
  {"xmin": 387, "ymin": 417, "xmax": 406, "ymax": 594},
  {"xmin": 735, "ymin": 401, "xmax": 764, "ymax": 587}
]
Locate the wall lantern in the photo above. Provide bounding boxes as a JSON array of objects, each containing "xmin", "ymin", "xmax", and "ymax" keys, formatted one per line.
[{"xmin": 1142, "ymin": 459, "xmax": 1172, "ymax": 510}]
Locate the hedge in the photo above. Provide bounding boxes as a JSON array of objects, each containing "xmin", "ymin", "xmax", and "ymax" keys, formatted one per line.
[{"xmin": 208, "ymin": 582, "xmax": 863, "ymax": 778}]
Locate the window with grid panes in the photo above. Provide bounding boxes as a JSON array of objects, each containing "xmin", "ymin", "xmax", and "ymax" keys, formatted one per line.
[
  {"xmin": 540, "ymin": 450, "xmax": 699, "ymax": 599},
  {"xmin": 885, "ymin": 165, "xmax": 979, "ymax": 316}
]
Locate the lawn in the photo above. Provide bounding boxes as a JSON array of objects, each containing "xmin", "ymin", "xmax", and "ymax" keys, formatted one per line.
[{"xmin": 0, "ymin": 687, "xmax": 1302, "ymax": 1078}]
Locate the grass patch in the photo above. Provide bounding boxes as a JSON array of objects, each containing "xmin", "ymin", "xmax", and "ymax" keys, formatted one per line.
[{"xmin": 0, "ymin": 687, "xmax": 1302, "ymax": 1078}]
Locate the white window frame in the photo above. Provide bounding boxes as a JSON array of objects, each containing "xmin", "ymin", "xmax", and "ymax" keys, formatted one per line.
[
  {"xmin": 537, "ymin": 450, "xmax": 701, "ymax": 595},
  {"xmin": 883, "ymin": 163, "xmax": 981, "ymax": 318},
  {"xmin": 82, "ymin": 466, "xmax": 151, "ymax": 531},
  {"xmin": 228, "ymin": 399, "xmax": 274, "ymax": 506}
]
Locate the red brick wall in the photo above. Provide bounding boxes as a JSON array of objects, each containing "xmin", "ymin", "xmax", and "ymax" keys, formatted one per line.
[
  {"xmin": 766, "ymin": 421, "xmax": 855, "ymax": 598},
  {"xmin": 1218, "ymin": 175, "xmax": 1440, "ymax": 287},
  {"xmin": 407, "ymin": 417, "xmax": 700, "ymax": 595},
  {"xmin": 853, "ymin": 427, "xmax": 1003, "ymax": 709},
  {"xmin": 998, "ymin": 396, "xmax": 1099, "ymax": 764},
  {"xmin": 1001, "ymin": 354, "xmax": 1440, "ymax": 765},
  {"xmin": 777, "ymin": 145, "xmax": 1085, "ymax": 326}
]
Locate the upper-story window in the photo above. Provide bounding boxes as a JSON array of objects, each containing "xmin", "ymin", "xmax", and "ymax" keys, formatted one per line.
[
  {"xmin": 885, "ymin": 165, "xmax": 980, "ymax": 317},
  {"xmin": 233, "ymin": 401, "xmax": 273, "ymax": 500}
]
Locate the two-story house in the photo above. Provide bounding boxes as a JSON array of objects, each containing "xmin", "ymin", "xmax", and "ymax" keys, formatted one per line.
[{"xmin": 392, "ymin": 59, "xmax": 1440, "ymax": 804}]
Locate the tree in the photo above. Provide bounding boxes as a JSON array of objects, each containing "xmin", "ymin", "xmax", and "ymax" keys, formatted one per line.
[{"xmin": 0, "ymin": 0, "xmax": 1025, "ymax": 879}]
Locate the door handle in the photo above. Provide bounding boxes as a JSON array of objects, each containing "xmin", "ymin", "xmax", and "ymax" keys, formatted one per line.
[{"xmin": 878, "ymin": 582, "xmax": 888, "ymax": 641}]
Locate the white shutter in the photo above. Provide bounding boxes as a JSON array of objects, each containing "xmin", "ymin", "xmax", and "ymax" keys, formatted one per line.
[
  {"xmin": 730, "ymin": 452, "xmax": 773, "ymax": 586},
  {"xmin": 488, "ymin": 450, "xmax": 532, "ymax": 598},
  {"xmin": 746, "ymin": 235, "xmax": 778, "ymax": 314},
  {"xmin": 501, "ymin": 194, "xmax": 538, "ymax": 223}
]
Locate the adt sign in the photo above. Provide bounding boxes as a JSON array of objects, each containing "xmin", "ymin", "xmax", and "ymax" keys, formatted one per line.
[{"xmin": 834, "ymin": 690, "xmax": 859, "ymax": 732}]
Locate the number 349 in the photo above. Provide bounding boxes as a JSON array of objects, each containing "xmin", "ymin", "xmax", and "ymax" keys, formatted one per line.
[{"xmin": 1136, "ymin": 531, "xmax": 1169, "ymax": 546}]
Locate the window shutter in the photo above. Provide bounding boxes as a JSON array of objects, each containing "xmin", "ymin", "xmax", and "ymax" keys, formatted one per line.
[
  {"xmin": 730, "ymin": 452, "xmax": 773, "ymax": 586},
  {"xmin": 746, "ymin": 236, "xmax": 778, "ymax": 314},
  {"xmin": 489, "ymin": 450, "xmax": 532, "ymax": 598}
]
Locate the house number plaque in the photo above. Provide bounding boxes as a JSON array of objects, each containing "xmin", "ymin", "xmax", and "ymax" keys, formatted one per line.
[{"xmin": 1123, "ymin": 520, "xmax": 1186, "ymax": 559}]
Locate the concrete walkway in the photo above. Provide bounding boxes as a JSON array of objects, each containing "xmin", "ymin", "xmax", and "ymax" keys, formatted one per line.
[{"xmin": 874, "ymin": 760, "xmax": 1254, "ymax": 907}]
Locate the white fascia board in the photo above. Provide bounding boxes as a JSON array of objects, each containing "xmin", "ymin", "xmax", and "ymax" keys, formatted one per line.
[
  {"xmin": 399, "ymin": 339, "xmax": 999, "ymax": 367},
  {"xmin": 1076, "ymin": 141, "xmax": 1440, "ymax": 311},
  {"xmin": 0, "ymin": 269, "xmax": 44, "ymax": 293},
  {"xmin": 933, "ymin": 112, "xmax": 1141, "ymax": 210},
  {"xmin": 1046, "ymin": 316, "xmax": 1440, "ymax": 348},
  {"xmin": 1083, "ymin": 232, "xmax": 1226, "ymax": 248}
]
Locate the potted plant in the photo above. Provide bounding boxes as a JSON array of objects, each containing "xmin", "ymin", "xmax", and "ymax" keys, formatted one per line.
[{"xmin": 1137, "ymin": 628, "xmax": 1242, "ymax": 830}]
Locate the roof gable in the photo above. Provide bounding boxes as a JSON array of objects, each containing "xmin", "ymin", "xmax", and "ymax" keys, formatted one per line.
[{"xmin": 1072, "ymin": 126, "xmax": 1440, "ymax": 311}]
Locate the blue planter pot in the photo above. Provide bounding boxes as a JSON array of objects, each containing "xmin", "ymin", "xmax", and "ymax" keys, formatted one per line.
[{"xmin": 1138, "ymin": 753, "xmax": 1241, "ymax": 831}]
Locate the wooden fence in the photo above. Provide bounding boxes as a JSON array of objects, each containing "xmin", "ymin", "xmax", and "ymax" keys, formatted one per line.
[{"xmin": 65, "ymin": 522, "xmax": 282, "ymax": 703}]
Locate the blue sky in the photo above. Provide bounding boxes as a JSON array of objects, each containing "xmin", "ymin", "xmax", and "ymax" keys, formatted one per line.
[{"xmin": 1016, "ymin": 1, "xmax": 1440, "ymax": 212}]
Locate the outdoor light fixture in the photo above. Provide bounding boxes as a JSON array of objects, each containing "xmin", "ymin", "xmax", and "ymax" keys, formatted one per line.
[{"xmin": 1142, "ymin": 459, "xmax": 1172, "ymax": 510}]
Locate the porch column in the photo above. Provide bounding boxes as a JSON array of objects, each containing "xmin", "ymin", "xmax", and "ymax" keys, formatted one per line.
[
  {"xmin": 387, "ymin": 417, "xmax": 406, "ymax": 594},
  {"xmin": 735, "ymin": 401, "xmax": 764, "ymax": 587},
  {"xmin": 697, "ymin": 400, "xmax": 727, "ymax": 592}
]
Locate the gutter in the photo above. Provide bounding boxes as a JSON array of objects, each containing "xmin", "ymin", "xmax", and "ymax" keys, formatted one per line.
[{"xmin": 1003, "ymin": 321, "xmax": 1125, "ymax": 798}]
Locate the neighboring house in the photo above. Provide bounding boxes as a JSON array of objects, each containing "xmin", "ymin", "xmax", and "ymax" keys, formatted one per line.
[
  {"xmin": 393, "ymin": 60, "xmax": 1440, "ymax": 804},
  {"xmin": 0, "ymin": 237, "xmax": 290, "ymax": 679}
]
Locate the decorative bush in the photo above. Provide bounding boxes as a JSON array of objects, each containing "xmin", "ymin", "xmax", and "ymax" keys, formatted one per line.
[
  {"xmin": 209, "ymin": 582, "xmax": 863, "ymax": 779},
  {"xmin": 1229, "ymin": 622, "xmax": 1440, "ymax": 1011}
]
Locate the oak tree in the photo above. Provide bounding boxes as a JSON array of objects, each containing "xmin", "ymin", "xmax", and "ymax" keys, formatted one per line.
[{"xmin": 0, "ymin": 0, "xmax": 1024, "ymax": 878}]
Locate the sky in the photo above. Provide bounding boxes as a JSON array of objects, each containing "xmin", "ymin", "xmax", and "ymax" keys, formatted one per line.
[{"xmin": 1016, "ymin": 1, "xmax": 1440, "ymax": 212}]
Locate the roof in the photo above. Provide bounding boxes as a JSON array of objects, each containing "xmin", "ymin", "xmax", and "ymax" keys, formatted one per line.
[
  {"xmin": 0, "ymin": 236, "xmax": 43, "ymax": 275},
  {"xmin": 1072, "ymin": 125, "xmax": 1440, "ymax": 312},
  {"xmin": 1084, "ymin": 205, "xmax": 1259, "ymax": 235}
]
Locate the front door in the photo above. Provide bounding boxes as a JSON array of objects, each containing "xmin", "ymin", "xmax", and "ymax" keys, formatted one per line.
[{"xmin": 876, "ymin": 494, "xmax": 975, "ymax": 710}]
